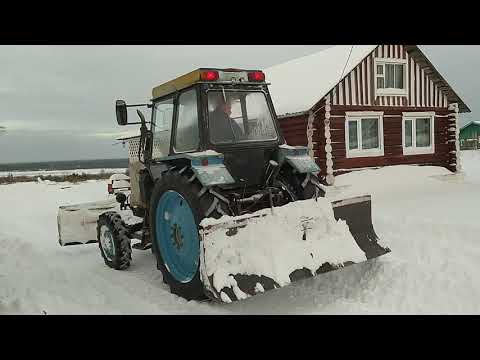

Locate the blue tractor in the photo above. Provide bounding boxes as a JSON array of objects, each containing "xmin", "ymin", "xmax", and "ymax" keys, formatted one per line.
[{"xmin": 60, "ymin": 68, "xmax": 389, "ymax": 303}]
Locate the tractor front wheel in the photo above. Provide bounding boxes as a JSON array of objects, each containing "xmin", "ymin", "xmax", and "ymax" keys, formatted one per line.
[
  {"xmin": 97, "ymin": 212, "xmax": 132, "ymax": 270},
  {"xmin": 298, "ymin": 173, "xmax": 326, "ymax": 199},
  {"xmin": 280, "ymin": 168, "xmax": 326, "ymax": 200}
]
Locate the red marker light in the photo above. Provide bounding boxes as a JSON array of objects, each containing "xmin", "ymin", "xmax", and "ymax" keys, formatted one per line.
[
  {"xmin": 201, "ymin": 158, "xmax": 209, "ymax": 166},
  {"xmin": 200, "ymin": 70, "xmax": 219, "ymax": 81},
  {"xmin": 248, "ymin": 71, "xmax": 265, "ymax": 82}
]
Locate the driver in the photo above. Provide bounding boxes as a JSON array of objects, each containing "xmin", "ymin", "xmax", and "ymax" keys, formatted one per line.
[{"xmin": 209, "ymin": 96, "xmax": 244, "ymax": 142}]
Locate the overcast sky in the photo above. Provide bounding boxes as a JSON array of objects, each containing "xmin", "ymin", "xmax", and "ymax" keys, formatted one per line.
[{"xmin": 0, "ymin": 45, "xmax": 477, "ymax": 163}]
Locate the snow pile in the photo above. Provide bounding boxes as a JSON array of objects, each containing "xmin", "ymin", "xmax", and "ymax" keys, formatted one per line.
[
  {"xmin": 326, "ymin": 164, "xmax": 453, "ymax": 202},
  {"xmin": 108, "ymin": 173, "xmax": 129, "ymax": 181},
  {"xmin": 0, "ymin": 180, "xmax": 216, "ymax": 315},
  {"xmin": 201, "ymin": 198, "xmax": 366, "ymax": 294},
  {"xmin": 187, "ymin": 150, "xmax": 221, "ymax": 157},
  {"xmin": 111, "ymin": 180, "xmax": 130, "ymax": 189}
]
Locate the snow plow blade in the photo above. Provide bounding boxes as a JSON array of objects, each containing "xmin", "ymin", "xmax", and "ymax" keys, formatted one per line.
[
  {"xmin": 57, "ymin": 199, "xmax": 118, "ymax": 246},
  {"xmin": 331, "ymin": 195, "xmax": 389, "ymax": 259},
  {"xmin": 198, "ymin": 195, "xmax": 390, "ymax": 303}
]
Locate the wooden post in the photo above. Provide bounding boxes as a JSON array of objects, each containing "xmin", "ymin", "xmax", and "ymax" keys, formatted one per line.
[
  {"xmin": 448, "ymin": 102, "xmax": 461, "ymax": 172},
  {"xmin": 306, "ymin": 111, "xmax": 315, "ymax": 159},
  {"xmin": 324, "ymin": 95, "xmax": 334, "ymax": 185}
]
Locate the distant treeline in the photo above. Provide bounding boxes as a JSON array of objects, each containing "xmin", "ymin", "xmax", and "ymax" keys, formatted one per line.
[
  {"xmin": 0, "ymin": 158, "xmax": 129, "ymax": 172},
  {"xmin": 0, "ymin": 170, "xmax": 126, "ymax": 185}
]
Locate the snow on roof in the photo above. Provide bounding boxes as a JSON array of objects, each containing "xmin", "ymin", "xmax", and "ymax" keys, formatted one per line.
[{"xmin": 265, "ymin": 45, "xmax": 377, "ymax": 116}]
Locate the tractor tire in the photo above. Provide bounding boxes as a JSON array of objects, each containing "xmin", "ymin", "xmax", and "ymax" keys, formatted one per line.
[
  {"xmin": 274, "ymin": 176, "xmax": 298, "ymax": 203},
  {"xmin": 297, "ymin": 173, "xmax": 326, "ymax": 199},
  {"xmin": 97, "ymin": 211, "xmax": 132, "ymax": 270},
  {"xmin": 280, "ymin": 168, "xmax": 326, "ymax": 200},
  {"xmin": 149, "ymin": 170, "xmax": 229, "ymax": 301}
]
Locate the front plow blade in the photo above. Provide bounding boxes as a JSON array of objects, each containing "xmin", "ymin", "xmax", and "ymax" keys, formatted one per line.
[
  {"xmin": 199, "ymin": 195, "xmax": 390, "ymax": 303},
  {"xmin": 331, "ymin": 195, "xmax": 389, "ymax": 259}
]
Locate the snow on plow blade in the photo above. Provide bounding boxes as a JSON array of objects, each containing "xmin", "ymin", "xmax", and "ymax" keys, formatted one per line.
[
  {"xmin": 199, "ymin": 195, "xmax": 390, "ymax": 303},
  {"xmin": 57, "ymin": 199, "xmax": 118, "ymax": 246}
]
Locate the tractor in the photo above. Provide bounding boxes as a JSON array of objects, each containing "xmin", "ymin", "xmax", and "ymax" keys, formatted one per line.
[{"xmin": 57, "ymin": 68, "xmax": 389, "ymax": 302}]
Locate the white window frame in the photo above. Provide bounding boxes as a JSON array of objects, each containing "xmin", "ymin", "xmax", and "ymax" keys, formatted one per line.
[
  {"xmin": 345, "ymin": 111, "xmax": 384, "ymax": 158},
  {"xmin": 402, "ymin": 112, "xmax": 435, "ymax": 155},
  {"xmin": 374, "ymin": 58, "xmax": 408, "ymax": 97}
]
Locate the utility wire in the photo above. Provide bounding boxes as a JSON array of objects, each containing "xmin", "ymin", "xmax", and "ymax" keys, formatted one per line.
[
  {"xmin": 339, "ymin": 45, "xmax": 354, "ymax": 85},
  {"xmin": 312, "ymin": 45, "xmax": 355, "ymax": 116}
]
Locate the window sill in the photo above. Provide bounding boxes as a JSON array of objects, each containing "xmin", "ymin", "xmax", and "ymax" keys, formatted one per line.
[
  {"xmin": 346, "ymin": 149, "xmax": 385, "ymax": 158},
  {"xmin": 376, "ymin": 91, "xmax": 407, "ymax": 97},
  {"xmin": 403, "ymin": 147, "xmax": 435, "ymax": 156}
]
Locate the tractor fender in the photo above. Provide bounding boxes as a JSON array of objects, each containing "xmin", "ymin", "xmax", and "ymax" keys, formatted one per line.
[
  {"xmin": 189, "ymin": 157, "xmax": 235, "ymax": 187},
  {"xmin": 149, "ymin": 152, "xmax": 236, "ymax": 188},
  {"xmin": 278, "ymin": 144, "xmax": 320, "ymax": 174}
]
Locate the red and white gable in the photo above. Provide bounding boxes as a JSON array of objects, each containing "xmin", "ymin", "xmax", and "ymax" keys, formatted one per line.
[{"xmin": 326, "ymin": 45, "xmax": 450, "ymax": 109}]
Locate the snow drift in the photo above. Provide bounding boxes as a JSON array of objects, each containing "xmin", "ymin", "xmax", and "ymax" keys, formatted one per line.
[{"xmin": 1, "ymin": 151, "xmax": 480, "ymax": 314}]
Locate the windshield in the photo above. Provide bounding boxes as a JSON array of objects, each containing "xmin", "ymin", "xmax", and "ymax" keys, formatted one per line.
[{"xmin": 207, "ymin": 90, "xmax": 278, "ymax": 144}]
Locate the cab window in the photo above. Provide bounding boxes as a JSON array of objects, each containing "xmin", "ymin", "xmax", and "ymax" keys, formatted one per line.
[
  {"xmin": 152, "ymin": 97, "xmax": 174, "ymax": 158},
  {"xmin": 174, "ymin": 88, "xmax": 199, "ymax": 152}
]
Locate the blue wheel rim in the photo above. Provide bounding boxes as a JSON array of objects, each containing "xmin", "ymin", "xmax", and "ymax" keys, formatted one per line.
[{"xmin": 155, "ymin": 191, "xmax": 200, "ymax": 283}]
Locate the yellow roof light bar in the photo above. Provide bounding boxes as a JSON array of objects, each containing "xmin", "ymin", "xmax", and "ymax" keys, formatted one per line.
[{"xmin": 151, "ymin": 68, "xmax": 266, "ymax": 100}]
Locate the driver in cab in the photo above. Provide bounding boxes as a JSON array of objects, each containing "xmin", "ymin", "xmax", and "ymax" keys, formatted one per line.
[{"xmin": 209, "ymin": 96, "xmax": 245, "ymax": 143}]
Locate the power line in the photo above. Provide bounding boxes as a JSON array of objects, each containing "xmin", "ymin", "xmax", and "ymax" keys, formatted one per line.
[
  {"xmin": 339, "ymin": 45, "xmax": 354, "ymax": 84},
  {"xmin": 312, "ymin": 45, "xmax": 355, "ymax": 116}
]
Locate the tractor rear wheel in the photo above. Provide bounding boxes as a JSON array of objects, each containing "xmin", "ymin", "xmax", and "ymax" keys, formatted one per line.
[
  {"xmin": 150, "ymin": 170, "xmax": 228, "ymax": 301},
  {"xmin": 97, "ymin": 212, "xmax": 132, "ymax": 270}
]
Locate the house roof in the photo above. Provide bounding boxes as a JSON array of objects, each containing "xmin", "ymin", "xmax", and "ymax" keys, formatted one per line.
[
  {"xmin": 460, "ymin": 121, "xmax": 480, "ymax": 131},
  {"xmin": 404, "ymin": 45, "xmax": 470, "ymax": 113},
  {"xmin": 265, "ymin": 45, "xmax": 470, "ymax": 116},
  {"xmin": 265, "ymin": 45, "xmax": 376, "ymax": 116}
]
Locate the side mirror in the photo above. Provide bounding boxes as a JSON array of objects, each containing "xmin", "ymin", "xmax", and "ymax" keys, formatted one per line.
[{"xmin": 115, "ymin": 100, "xmax": 128, "ymax": 126}]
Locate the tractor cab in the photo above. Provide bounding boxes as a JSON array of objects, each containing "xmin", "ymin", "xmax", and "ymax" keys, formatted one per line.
[
  {"xmin": 116, "ymin": 68, "xmax": 283, "ymax": 156},
  {"xmin": 116, "ymin": 68, "xmax": 288, "ymax": 193}
]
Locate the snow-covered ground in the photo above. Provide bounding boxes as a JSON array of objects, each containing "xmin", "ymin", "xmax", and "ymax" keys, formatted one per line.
[
  {"xmin": 1, "ymin": 151, "xmax": 480, "ymax": 314},
  {"xmin": 0, "ymin": 168, "xmax": 127, "ymax": 178}
]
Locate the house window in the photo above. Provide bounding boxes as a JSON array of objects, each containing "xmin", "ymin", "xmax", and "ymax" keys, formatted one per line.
[
  {"xmin": 345, "ymin": 112, "xmax": 384, "ymax": 158},
  {"xmin": 402, "ymin": 112, "xmax": 435, "ymax": 155},
  {"xmin": 375, "ymin": 58, "xmax": 407, "ymax": 96}
]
